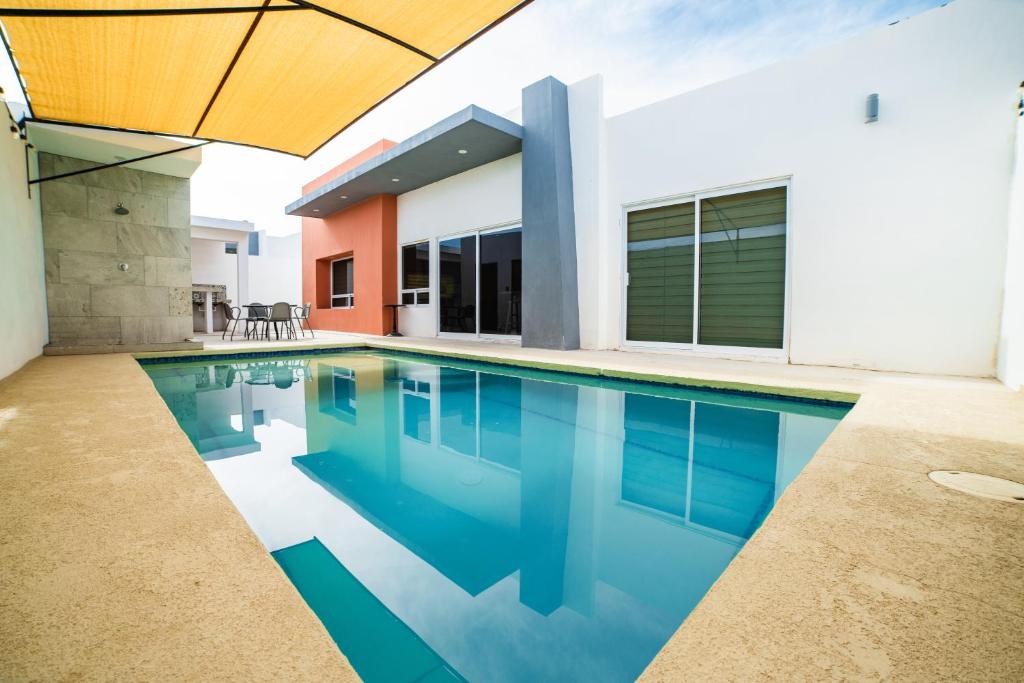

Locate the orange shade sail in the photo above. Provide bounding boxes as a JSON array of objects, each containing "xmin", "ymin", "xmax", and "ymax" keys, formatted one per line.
[{"xmin": 0, "ymin": 0, "xmax": 531, "ymax": 157}]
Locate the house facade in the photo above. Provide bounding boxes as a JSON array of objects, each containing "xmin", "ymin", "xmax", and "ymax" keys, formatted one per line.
[
  {"xmin": 290, "ymin": 0, "xmax": 1024, "ymax": 383},
  {"xmin": 190, "ymin": 215, "xmax": 301, "ymax": 333}
]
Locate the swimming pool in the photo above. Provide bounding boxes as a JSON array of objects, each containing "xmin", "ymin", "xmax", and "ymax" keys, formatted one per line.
[{"xmin": 143, "ymin": 350, "xmax": 848, "ymax": 682}]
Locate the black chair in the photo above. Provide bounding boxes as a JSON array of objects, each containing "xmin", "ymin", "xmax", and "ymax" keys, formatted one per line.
[
  {"xmin": 221, "ymin": 302, "xmax": 243, "ymax": 340},
  {"xmin": 292, "ymin": 303, "xmax": 314, "ymax": 338},
  {"xmin": 246, "ymin": 303, "xmax": 270, "ymax": 339}
]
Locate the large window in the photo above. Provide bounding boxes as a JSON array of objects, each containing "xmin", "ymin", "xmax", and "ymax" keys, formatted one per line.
[
  {"xmin": 330, "ymin": 257, "xmax": 354, "ymax": 308},
  {"xmin": 401, "ymin": 242, "xmax": 430, "ymax": 306},
  {"xmin": 626, "ymin": 185, "xmax": 786, "ymax": 350}
]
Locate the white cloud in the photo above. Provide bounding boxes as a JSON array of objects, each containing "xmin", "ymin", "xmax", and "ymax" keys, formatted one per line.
[{"xmin": 1, "ymin": 0, "xmax": 945, "ymax": 235}]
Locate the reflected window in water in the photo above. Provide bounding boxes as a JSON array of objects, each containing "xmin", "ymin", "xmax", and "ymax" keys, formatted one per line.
[
  {"xmin": 401, "ymin": 377, "xmax": 431, "ymax": 444},
  {"xmin": 333, "ymin": 368, "xmax": 356, "ymax": 418}
]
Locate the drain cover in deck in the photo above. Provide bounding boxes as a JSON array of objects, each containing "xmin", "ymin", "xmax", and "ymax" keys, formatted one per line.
[{"xmin": 928, "ymin": 471, "xmax": 1024, "ymax": 503}]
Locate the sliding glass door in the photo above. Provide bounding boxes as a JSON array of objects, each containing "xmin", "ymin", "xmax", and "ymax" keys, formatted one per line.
[
  {"xmin": 439, "ymin": 226, "xmax": 522, "ymax": 337},
  {"xmin": 626, "ymin": 201, "xmax": 696, "ymax": 343},
  {"xmin": 626, "ymin": 184, "xmax": 787, "ymax": 351},
  {"xmin": 439, "ymin": 236, "xmax": 477, "ymax": 334}
]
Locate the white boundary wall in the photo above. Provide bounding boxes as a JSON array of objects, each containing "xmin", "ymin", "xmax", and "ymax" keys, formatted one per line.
[
  {"xmin": 0, "ymin": 108, "xmax": 46, "ymax": 380},
  {"xmin": 997, "ymin": 110, "xmax": 1024, "ymax": 389}
]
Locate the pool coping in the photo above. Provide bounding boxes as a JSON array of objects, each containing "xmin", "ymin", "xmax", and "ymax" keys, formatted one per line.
[{"xmin": 132, "ymin": 342, "xmax": 861, "ymax": 406}]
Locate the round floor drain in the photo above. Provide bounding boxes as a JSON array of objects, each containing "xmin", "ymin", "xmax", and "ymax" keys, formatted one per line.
[{"xmin": 928, "ymin": 471, "xmax": 1024, "ymax": 503}]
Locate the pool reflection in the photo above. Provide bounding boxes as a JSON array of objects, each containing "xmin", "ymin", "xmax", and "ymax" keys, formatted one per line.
[{"xmin": 145, "ymin": 353, "xmax": 846, "ymax": 683}]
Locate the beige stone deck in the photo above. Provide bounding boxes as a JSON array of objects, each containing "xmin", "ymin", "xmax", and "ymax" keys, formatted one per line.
[{"xmin": 2, "ymin": 333, "xmax": 1022, "ymax": 681}]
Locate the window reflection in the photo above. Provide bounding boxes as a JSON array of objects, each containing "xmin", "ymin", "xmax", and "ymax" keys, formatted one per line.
[
  {"xmin": 620, "ymin": 394, "xmax": 780, "ymax": 540},
  {"xmin": 621, "ymin": 393, "xmax": 692, "ymax": 518},
  {"xmin": 401, "ymin": 377, "xmax": 431, "ymax": 443},
  {"xmin": 439, "ymin": 367, "xmax": 477, "ymax": 456}
]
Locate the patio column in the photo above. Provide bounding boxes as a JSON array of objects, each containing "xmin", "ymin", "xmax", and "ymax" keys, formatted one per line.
[{"xmin": 521, "ymin": 76, "xmax": 581, "ymax": 350}]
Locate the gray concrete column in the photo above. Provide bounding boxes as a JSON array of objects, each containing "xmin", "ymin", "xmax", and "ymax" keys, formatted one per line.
[{"xmin": 521, "ymin": 77, "xmax": 581, "ymax": 350}]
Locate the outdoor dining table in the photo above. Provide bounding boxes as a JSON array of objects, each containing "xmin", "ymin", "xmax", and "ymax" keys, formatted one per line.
[{"xmin": 241, "ymin": 303, "xmax": 299, "ymax": 341}]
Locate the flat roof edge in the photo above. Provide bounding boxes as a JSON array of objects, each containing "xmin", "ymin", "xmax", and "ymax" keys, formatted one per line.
[{"xmin": 286, "ymin": 105, "xmax": 522, "ymax": 216}]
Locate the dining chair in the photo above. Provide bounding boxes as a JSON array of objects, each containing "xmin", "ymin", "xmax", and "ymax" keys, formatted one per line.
[
  {"xmin": 268, "ymin": 302, "xmax": 295, "ymax": 340},
  {"xmin": 246, "ymin": 303, "xmax": 270, "ymax": 340},
  {"xmin": 292, "ymin": 303, "xmax": 314, "ymax": 338},
  {"xmin": 221, "ymin": 302, "xmax": 243, "ymax": 340}
]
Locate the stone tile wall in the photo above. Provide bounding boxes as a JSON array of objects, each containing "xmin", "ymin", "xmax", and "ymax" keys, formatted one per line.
[{"xmin": 40, "ymin": 153, "xmax": 193, "ymax": 349}]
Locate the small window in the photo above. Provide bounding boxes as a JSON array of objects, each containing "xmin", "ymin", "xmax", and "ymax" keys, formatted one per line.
[
  {"xmin": 401, "ymin": 242, "xmax": 430, "ymax": 305},
  {"xmin": 331, "ymin": 257, "xmax": 354, "ymax": 308},
  {"xmin": 225, "ymin": 241, "xmax": 238, "ymax": 255}
]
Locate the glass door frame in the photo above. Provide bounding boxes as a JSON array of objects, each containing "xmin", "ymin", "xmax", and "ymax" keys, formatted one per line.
[
  {"xmin": 436, "ymin": 220, "xmax": 523, "ymax": 341},
  {"xmin": 619, "ymin": 176, "xmax": 792, "ymax": 360}
]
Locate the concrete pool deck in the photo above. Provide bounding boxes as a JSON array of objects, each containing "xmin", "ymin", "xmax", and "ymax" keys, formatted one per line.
[{"xmin": 2, "ymin": 335, "xmax": 1022, "ymax": 680}]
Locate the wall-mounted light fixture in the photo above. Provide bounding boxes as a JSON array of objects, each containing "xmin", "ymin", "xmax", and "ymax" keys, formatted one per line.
[
  {"xmin": 114, "ymin": 202, "xmax": 130, "ymax": 215},
  {"xmin": 866, "ymin": 93, "xmax": 880, "ymax": 123}
]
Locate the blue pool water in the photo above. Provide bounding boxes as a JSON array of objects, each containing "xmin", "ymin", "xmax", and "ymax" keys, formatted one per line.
[{"xmin": 143, "ymin": 350, "xmax": 848, "ymax": 682}]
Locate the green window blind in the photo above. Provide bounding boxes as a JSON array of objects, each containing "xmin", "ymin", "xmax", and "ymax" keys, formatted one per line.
[
  {"xmin": 626, "ymin": 201, "xmax": 695, "ymax": 343},
  {"xmin": 697, "ymin": 187, "xmax": 786, "ymax": 348}
]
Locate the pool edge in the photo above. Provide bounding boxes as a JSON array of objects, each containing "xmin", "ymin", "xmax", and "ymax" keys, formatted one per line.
[{"xmin": 133, "ymin": 342, "xmax": 860, "ymax": 406}]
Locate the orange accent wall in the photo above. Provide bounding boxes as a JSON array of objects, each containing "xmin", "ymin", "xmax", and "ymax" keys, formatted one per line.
[{"xmin": 301, "ymin": 140, "xmax": 398, "ymax": 335}]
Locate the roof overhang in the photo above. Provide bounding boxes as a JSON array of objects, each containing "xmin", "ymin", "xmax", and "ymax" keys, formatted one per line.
[
  {"xmin": 27, "ymin": 120, "xmax": 202, "ymax": 178},
  {"xmin": 191, "ymin": 215, "xmax": 256, "ymax": 232},
  {"xmin": 286, "ymin": 105, "xmax": 522, "ymax": 217}
]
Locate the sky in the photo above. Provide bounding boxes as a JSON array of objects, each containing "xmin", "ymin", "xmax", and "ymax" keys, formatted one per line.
[{"xmin": 1, "ymin": 0, "xmax": 946, "ymax": 236}]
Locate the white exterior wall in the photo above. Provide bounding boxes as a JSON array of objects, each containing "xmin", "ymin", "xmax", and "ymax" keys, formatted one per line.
[
  {"xmin": 997, "ymin": 110, "xmax": 1024, "ymax": 389},
  {"xmin": 191, "ymin": 236, "xmax": 243, "ymax": 304},
  {"xmin": 396, "ymin": 154, "xmax": 522, "ymax": 337},
  {"xmin": 568, "ymin": 75, "xmax": 610, "ymax": 350},
  {"xmin": 249, "ymin": 232, "xmax": 302, "ymax": 306},
  {"xmin": 593, "ymin": 0, "xmax": 1024, "ymax": 376},
  {"xmin": 191, "ymin": 227, "xmax": 300, "ymax": 310},
  {"xmin": 0, "ymin": 112, "xmax": 46, "ymax": 380}
]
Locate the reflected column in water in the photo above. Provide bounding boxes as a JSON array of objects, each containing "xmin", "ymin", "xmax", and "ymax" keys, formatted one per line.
[{"xmin": 518, "ymin": 379, "xmax": 577, "ymax": 615}]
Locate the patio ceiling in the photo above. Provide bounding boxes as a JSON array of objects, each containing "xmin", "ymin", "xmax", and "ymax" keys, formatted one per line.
[{"xmin": 0, "ymin": 1, "xmax": 532, "ymax": 158}]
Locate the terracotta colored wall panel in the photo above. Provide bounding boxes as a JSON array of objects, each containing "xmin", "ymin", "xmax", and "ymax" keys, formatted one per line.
[
  {"xmin": 301, "ymin": 194, "xmax": 397, "ymax": 336},
  {"xmin": 301, "ymin": 140, "xmax": 400, "ymax": 336}
]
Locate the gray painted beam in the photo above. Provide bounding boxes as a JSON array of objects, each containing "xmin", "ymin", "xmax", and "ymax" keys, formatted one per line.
[
  {"xmin": 285, "ymin": 106, "xmax": 522, "ymax": 217},
  {"xmin": 521, "ymin": 77, "xmax": 580, "ymax": 350}
]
